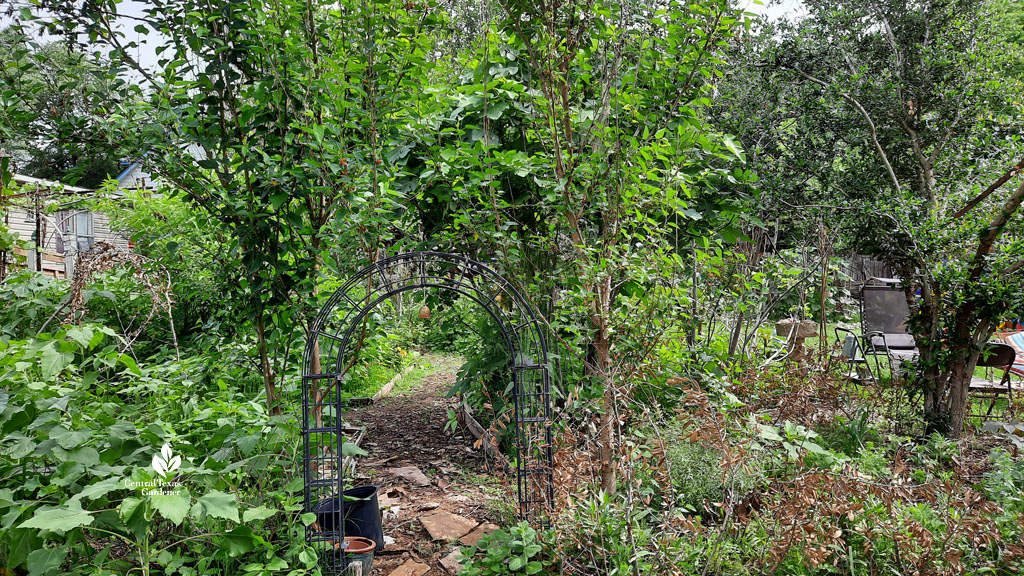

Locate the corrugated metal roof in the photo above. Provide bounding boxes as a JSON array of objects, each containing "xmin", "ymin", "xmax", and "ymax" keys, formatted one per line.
[{"xmin": 11, "ymin": 173, "xmax": 93, "ymax": 194}]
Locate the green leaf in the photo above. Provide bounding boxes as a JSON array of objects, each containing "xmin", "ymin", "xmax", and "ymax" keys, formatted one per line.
[
  {"xmin": 269, "ymin": 193, "xmax": 289, "ymax": 209},
  {"xmin": 2, "ymin": 432, "xmax": 36, "ymax": 459},
  {"xmin": 119, "ymin": 496, "xmax": 152, "ymax": 540},
  {"xmin": 39, "ymin": 343, "xmax": 73, "ymax": 380},
  {"xmin": 26, "ymin": 547, "xmax": 68, "ymax": 576},
  {"xmin": 118, "ymin": 354, "xmax": 142, "ymax": 376},
  {"xmin": 65, "ymin": 326, "xmax": 94, "ymax": 350},
  {"xmin": 19, "ymin": 505, "xmax": 94, "ymax": 534},
  {"xmin": 77, "ymin": 477, "xmax": 122, "ymax": 502},
  {"xmin": 219, "ymin": 525, "xmax": 254, "ymax": 557},
  {"xmin": 191, "ymin": 490, "xmax": 239, "ymax": 523},
  {"xmin": 49, "ymin": 426, "xmax": 92, "ymax": 449},
  {"xmin": 485, "ymin": 101, "xmax": 509, "ymax": 120},
  {"xmin": 341, "ymin": 441, "xmax": 367, "ymax": 457},
  {"xmin": 757, "ymin": 424, "xmax": 783, "ymax": 442},
  {"xmin": 301, "ymin": 512, "xmax": 317, "ymax": 526},
  {"xmin": 152, "ymin": 488, "xmax": 192, "ymax": 526},
  {"xmin": 285, "ymin": 477, "xmax": 304, "ymax": 493},
  {"xmin": 242, "ymin": 505, "xmax": 277, "ymax": 523},
  {"xmin": 721, "ymin": 134, "xmax": 745, "ymax": 161},
  {"xmin": 299, "ymin": 548, "xmax": 317, "ymax": 568},
  {"xmin": 803, "ymin": 441, "xmax": 829, "ymax": 455}
]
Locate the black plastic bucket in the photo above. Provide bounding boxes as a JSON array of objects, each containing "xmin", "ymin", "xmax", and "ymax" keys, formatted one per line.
[{"xmin": 314, "ymin": 485, "xmax": 384, "ymax": 551}]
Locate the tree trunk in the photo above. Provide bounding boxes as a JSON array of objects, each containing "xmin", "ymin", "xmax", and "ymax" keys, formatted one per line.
[
  {"xmin": 946, "ymin": 355, "xmax": 976, "ymax": 438},
  {"xmin": 594, "ymin": 270, "xmax": 617, "ymax": 495},
  {"xmin": 256, "ymin": 310, "xmax": 281, "ymax": 416},
  {"xmin": 595, "ymin": 326, "xmax": 616, "ymax": 495}
]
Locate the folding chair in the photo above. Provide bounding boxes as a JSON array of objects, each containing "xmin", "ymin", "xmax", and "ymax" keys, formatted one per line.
[
  {"xmin": 834, "ymin": 278, "xmax": 919, "ymax": 384},
  {"xmin": 969, "ymin": 343, "xmax": 1018, "ymax": 418}
]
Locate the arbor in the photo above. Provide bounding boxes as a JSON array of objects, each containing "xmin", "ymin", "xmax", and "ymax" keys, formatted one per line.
[{"xmin": 717, "ymin": 0, "xmax": 1024, "ymax": 435}]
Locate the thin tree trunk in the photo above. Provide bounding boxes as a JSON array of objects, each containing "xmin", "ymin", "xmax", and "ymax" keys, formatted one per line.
[
  {"xmin": 256, "ymin": 309, "xmax": 281, "ymax": 416},
  {"xmin": 595, "ymin": 328, "xmax": 616, "ymax": 494}
]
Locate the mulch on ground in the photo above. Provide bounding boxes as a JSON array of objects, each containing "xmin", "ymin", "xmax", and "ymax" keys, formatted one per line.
[{"xmin": 343, "ymin": 355, "xmax": 509, "ymax": 574}]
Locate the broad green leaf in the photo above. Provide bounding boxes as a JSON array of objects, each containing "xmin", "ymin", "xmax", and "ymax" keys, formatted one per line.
[
  {"xmin": 77, "ymin": 477, "xmax": 122, "ymax": 502},
  {"xmin": 265, "ymin": 556, "xmax": 288, "ymax": 570},
  {"xmin": 65, "ymin": 326, "xmax": 94, "ymax": 350},
  {"xmin": 721, "ymin": 134, "xmax": 745, "ymax": 161},
  {"xmin": 299, "ymin": 548, "xmax": 317, "ymax": 568},
  {"xmin": 39, "ymin": 343, "xmax": 73, "ymax": 380},
  {"xmin": 118, "ymin": 354, "xmax": 141, "ymax": 376},
  {"xmin": 485, "ymin": 101, "xmax": 509, "ymax": 120},
  {"xmin": 2, "ymin": 432, "xmax": 36, "ymax": 459},
  {"xmin": 49, "ymin": 426, "xmax": 92, "ymax": 449},
  {"xmin": 242, "ymin": 505, "xmax": 277, "ymax": 522},
  {"xmin": 151, "ymin": 488, "xmax": 192, "ymax": 526},
  {"xmin": 19, "ymin": 505, "xmax": 93, "ymax": 534},
  {"xmin": 191, "ymin": 490, "xmax": 239, "ymax": 523},
  {"xmin": 219, "ymin": 525, "xmax": 254, "ymax": 557},
  {"xmin": 26, "ymin": 546, "xmax": 68, "ymax": 576},
  {"xmin": 119, "ymin": 497, "xmax": 152, "ymax": 540},
  {"xmin": 285, "ymin": 477, "xmax": 304, "ymax": 493},
  {"xmin": 341, "ymin": 441, "xmax": 367, "ymax": 457}
]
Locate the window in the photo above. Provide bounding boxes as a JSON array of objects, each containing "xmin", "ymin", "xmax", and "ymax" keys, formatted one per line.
[
  {"xmin": 54, "ymin": 209, "xmax": 71, "ymax": 253},
  {"xmin": 75, "ymin": 211, "xmax": 94, "ymax": 251}
]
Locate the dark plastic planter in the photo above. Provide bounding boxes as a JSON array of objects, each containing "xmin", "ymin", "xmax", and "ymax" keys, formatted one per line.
[{"xmin": 314, "ymin": 485, "xmax": 384, "ymax": 551}]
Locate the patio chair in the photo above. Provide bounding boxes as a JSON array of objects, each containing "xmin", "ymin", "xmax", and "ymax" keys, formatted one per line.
[
  {"xmin": 834, "ymin": 278, "xmax": 919, "ymax": 384},
  {"xmin": 968, "ymin": 342, "xmax": 1019, "ymax": 418}
]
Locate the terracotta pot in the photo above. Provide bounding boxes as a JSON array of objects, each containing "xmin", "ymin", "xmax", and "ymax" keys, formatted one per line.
[
  {"xmin": 344, "ymin": 536, "xmax": 376, "ymax": 575},
  {"xmin": 344, "ymin": 536, "xmax": 376, "ymax": 554}
]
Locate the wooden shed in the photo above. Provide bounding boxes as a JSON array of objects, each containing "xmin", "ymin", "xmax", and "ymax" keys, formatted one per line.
[{"xmin": 1, "ymin": 174, "xmax": 129, "ymax": 280}]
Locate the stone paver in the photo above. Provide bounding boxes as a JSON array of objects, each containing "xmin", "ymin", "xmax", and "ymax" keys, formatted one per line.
[
  {"xmin": 459, "ymin": 522, "xmax": 499, "ymax": 547},
  {"xmin": 388, "ymin": 560, "xmax": 431, "ymax": 576},
  {"xmin": 440, "ymin": 549, "xmax": 465, "ymax": 574},
  {"xmin": 388, "ymin": 466, "xmax": 432, "ymax": 487},
  {"xmin": 420, "ymin": 512, "xmax": 478, "ymax": 541}
]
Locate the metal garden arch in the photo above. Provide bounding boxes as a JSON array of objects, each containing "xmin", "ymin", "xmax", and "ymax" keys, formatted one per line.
[{"xmin": 301, "ymin": 252, "xmax": 554, "ymax": 569}]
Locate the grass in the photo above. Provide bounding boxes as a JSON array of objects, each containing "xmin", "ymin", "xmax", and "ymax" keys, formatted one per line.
[{"xmin": 345, "ymin": 362, "xmax": 404, "ymax": 398}]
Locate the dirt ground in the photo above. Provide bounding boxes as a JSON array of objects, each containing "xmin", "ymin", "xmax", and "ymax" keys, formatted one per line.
[{"xmin": 343, "ymin": 354, "xmax": 511, "ymax": 574}]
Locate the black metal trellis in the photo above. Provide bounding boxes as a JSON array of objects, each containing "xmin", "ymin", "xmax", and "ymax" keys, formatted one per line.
[{"xmin": 301, "ymin": 252, "xmax": 555, "ymax": 574}]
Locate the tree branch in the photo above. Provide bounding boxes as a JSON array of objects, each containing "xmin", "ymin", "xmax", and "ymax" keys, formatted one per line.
[
  {"xmin": 950, "ymin": 156, "xmax": 1024, "ymax": 220},
  {"xmin": 786, "ymin": 64, "xmax": 902, "ymax": 196}
]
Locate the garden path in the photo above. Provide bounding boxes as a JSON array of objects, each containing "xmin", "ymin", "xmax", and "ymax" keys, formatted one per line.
[{"xmin": 343, "ymin": 354, "xmax": 506, "ymax": 575}]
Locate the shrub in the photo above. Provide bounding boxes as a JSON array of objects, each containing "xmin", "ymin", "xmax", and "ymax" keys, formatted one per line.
[{"xmin": 459, "ymin": 523, "xmax": 555, "ymax": 576}]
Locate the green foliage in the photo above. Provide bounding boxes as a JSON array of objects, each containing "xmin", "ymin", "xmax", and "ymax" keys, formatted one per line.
[
  {"xmin": 664, "ymin": 439, "xmax": 760, "ymax": 517},
  {"xmin": 983, "ymin": 449, "xmax": 1024, "ymax": 542},
  {"xmin": 98, "ymin": 189, "xmax": 242, "ymax": 338},
  {"xmin": 0, "ymin": 270, "xmax": 64, "ymax": 339},
  {"xmin": 460, "ymin": 523, "xmax": 554, "ymax": 576},
  {"xmin": 0, "ymin": 26, "xmax": 124, "ymax": 186},
  {"xmin": 816, "ymin": 409, "xmax": 882, "ymax": 457},
  {"xmin": 0, "ymin": 322, "xmax": 316, "ymax": 575}
]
